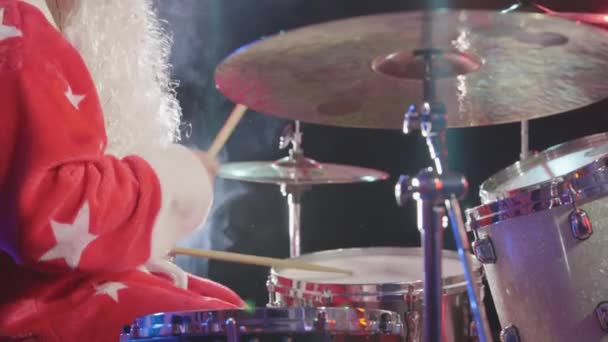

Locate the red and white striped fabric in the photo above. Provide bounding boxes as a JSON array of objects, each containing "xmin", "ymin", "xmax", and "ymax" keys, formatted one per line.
[{"xmin": 0, "ymin": 1, "xmax": 244, "ymax": 340}]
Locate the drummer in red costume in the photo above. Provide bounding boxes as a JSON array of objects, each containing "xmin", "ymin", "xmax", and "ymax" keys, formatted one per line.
[{"xmin": 0, "ymin": 0, "xmax": 245, "ymax": 340}]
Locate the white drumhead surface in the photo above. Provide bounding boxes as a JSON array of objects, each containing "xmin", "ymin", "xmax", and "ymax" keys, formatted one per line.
[
  {"xmin": 497, "ymin": 144, "xmax": 608, "ymax": 192},
  {"xmin": 274, "ymin": 248, "xmax": 465, "ymax": 284}
]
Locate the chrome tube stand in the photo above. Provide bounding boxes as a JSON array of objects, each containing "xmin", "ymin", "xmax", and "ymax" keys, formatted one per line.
[
  {"xmin": 278, "ymin": 121, "xmax": 308, "ymax": 257},
  {"xmin": 395, "ymin": 49, "xmax": 492, "ymax": 342},
  {"xmin": 520, "ymin": 120, "xmax": 530, "ymax": 160},
  {"xmin": 280, "ymin": 184, "xmax": 304, "ymax": 257},
  {"xmin": 503, "ymin": 1, "xmax": 552, "ymax": 161}
]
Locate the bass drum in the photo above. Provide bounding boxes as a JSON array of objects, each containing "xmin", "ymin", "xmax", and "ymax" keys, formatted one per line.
[
  {"xmin": 267, "ymin": 247, "xmax": 483, "ymax": 342},
  {"xmin": 467, "ymin": 132, "xmax": 608, "ymax": 341}
]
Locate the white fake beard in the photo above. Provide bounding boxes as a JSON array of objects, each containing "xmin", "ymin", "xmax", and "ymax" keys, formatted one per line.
[{"xmin": 62, "ymin": 0, "xmax": 182, "ymax": 157}]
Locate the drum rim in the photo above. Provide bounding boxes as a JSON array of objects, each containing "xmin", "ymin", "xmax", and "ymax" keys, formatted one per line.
[
  {"xmin": 269, "ymin": 247, "xmax": 479, "ymax": 300},
  {"xmin": 128, "ymin": 307, "xmax": 403, "ymax": 338},
  {"xmin": 468, "ymin": 132, "xmax": 608, "ymax": 230}
]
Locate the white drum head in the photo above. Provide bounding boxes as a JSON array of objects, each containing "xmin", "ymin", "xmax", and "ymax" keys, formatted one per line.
[
  {"xmin": 273, "ymin": 247, "xmax": 466, "ymax": 285},
  {"xmin": 481, "ymin": 132, "xmax": 608, "ymax": 201}
]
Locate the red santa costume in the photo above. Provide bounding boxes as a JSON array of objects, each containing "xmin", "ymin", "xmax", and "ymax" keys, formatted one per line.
[{"xmin": 0, "ymin": 0, "xmax": 244, "ymax": 340}]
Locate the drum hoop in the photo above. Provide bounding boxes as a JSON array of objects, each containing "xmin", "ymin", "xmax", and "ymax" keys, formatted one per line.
[
  {"xmin": 468, "ymin": 132, "xmax": 608, "ymax": 229},
  {"xmin": 269, "ymin": 276, "xmax": 473, "ymax": 300},
  {"xmin": 270, "ymin": 247, "xmax": 480, "ymax": 299},
  {"xmin": 129, "ymin": 307, "xmax": 403, "ymax": 338},
  {"xmin": 479, "ymin": 132, "xmax": 608, "ymax": 202}
]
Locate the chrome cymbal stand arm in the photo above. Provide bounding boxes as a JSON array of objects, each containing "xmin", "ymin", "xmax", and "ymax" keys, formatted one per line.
[
  {"xmin": 396, "ymin": 49, "xmax": 492, "ymax": 342},
  {"xmin": 281, "ymin": 185, "xmax": 303, "ymax": 258},
  {"xmin": 521, "ymin": 120, "xmax": 530, "ymax": 160},
  {"xmin": 279, "ymin": 121, "xmax": 307, "ymax": 257}
]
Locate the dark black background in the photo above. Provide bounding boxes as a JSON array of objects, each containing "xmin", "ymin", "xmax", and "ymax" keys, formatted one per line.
[{"xmin": 157, "ymin": 0, "xmax": 608, "ymax": 317}]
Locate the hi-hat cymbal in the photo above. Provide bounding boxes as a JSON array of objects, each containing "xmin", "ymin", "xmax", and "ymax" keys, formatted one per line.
[
  {"xmin": 218, "ymin": 156, "xmax": 389, "ymax": 186},
  {"xmin": 215, "ymin": 10, "xmax": 608, "ymax": 129}
]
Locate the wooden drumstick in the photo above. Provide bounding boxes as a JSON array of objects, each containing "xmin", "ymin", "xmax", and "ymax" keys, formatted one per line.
[
  {"xmin": 207, "ymin": 104, "xmax": 248, "ymax": 159},
  {"xmin": 172, "ymin": 247, "xmax": 353, "ymax": 275}
]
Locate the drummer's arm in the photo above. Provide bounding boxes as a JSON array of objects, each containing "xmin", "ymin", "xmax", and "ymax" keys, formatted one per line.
[{"xmin": 0, "ymin": 11, "xmax": 215, "ymax": 275}]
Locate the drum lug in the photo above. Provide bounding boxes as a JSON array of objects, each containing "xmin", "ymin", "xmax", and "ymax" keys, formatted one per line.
[
  {"xmin": 322, "ymin": 288, "xmax": 333, "ymax": 305},
  {"xmin": 225, "ymin": 317, "xmax": 239, "ymax": 342},
  {"xmin": 377, "ymin": 312, "xmax": 401, "ymax": 335},
  {"xmin": 569, "ymin": 208, "xmax": 593, "ymax": 240},
  {"xmin": 500, "ymin": 325, "xmax": 520, "ymax": 342},
  {"xmin": 266, "ymin": 278, "xmax": 278, "ymax": 307},
  {"xmin": 314, "ymin": 310, "xmax": 327, "ymax": 331},
  {"xmin": 405, "ymin": 311, "xmax": 420, "ymax": 342},
  {"xmin": 595, "ymin": 301, "xmax": 608, "ymax": 332},
  {"xmin": 171, "ymin": 315, "xmax": 184, "ymax": 336},
  {"xmin": 472, "ymin": 237, "xmax": 496, "ymax": 264},
  {"xmin": 129, "ymin": 320, "xmax": 141, "ymax": 339}
]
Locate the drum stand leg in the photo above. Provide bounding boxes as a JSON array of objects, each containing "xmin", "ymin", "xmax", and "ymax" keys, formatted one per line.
[
  {"xmin": 396, "ymin": 49, "xmax": 492, "ymax": 342},
  {"xmin": 278, "ymin": 122, "xmax": 308, "ymax": 258},
  {"xmin": 281, "ymin": 185, "xmax": 305, "ymax": 257},
  {"xmin": 520, "ymin": 119, "xmax": 530, "ymax": 160},
  {"xmin": 420, "ymin": 199, "xmax": 445, "ymax": 342}
]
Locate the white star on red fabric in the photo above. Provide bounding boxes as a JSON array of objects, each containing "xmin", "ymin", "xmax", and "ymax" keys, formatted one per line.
[
  {"xmin": 65, "ymin": 85, "xmax": 86, "ymax": 109},
  {"xmin": 0, "ymin": 8, "xmax": 22, "ymax": 41},
  {"xmin": 39, "ymin": 202, "xmax": 97, "ymax": 269},
  {"xmin": 94, "ymin": 282, "xmax": 127, "ymax": 303}
]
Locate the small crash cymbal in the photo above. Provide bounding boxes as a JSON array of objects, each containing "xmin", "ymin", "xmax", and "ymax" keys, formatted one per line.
[
  {"xmin": 218, "ymin": 156, "xmax": 389, "ymax": 186},
  {"xmin": 215, "ymin": 10, "xmax": 608, "ymax": 129}
]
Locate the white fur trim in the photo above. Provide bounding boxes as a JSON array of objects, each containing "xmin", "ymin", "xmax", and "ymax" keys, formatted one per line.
[{"xmin": 138, "ymin": 144, "xmax": 213, "ymax": 260}]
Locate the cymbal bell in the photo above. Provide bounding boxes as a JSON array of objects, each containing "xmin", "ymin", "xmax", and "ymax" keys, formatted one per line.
[
  {"xmin": 215, "ymin": 10, "xmax": 608, "ymax": 129},
  {"xmin": 218, "ymin": 155, "xmax": 389, "ymax": 186}
]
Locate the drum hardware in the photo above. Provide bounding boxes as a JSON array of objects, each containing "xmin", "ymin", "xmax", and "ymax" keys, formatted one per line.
[
  {"xmin": 467, "ymin": 132, "xmax": 608, "ymax": 341},
  {"xmin": 499, "ymin": 325, "xmax": 520, "ymax": 342},
  {"xmin": 596, "ymin": 302, "xmax": 608, "ymax": 332},
  {"xmin": 501, "ymin": 1, "xmax": 545, "ymax": 162},
  {"xmin": 268, "ymin": 247, "xmax": 482, "ymax": 342},
  {"xmin": 129, "ymin": 321, "xmax": 141, "ymax": 339},
  {"xmin": 471, "ymin": 237, "xmax": 496, "ymax": 264},
  {"xmin": 126, "ymin": 307, "xmax": 405, "ymax": 341},
  {"xmin": 211, "ymin": 6, "xmax": 608, "ymax": 341},
  {"xmin": 405, "ymin": 311, "xmax": 422, "ymax": 342},
  {"xmin": 395, "ymin": 47, "xmax": 490, "ymax": 342},
  {"xmin": 313, "ymin": 310, "xmax": 327, "ymax": 331},
  {"xmin": 266, "ymin": 279, "xmax": 277, "ymax": 306},
  {"xmin": 218, "ymin": 121, "xmax": 388, "ymax": 257},
  {"xmin": 225, "ymin": 318, "xmax": 238, "ymax": 341},
  {"xmin": 170, "ymin": 315, "xmax": 182, "ymax": 335},
  {"xmin": 567, "ymin": 184, "xmax": 593, "ymax": 240},
  {"xmin": 276, "ymin": 121, "xmax": 306, "ymax": 257}
]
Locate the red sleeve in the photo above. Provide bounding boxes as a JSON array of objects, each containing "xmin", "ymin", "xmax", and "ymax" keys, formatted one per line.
[{"xmin": 0, "ymin": 0, "xmax": 212, "ymax": 273}]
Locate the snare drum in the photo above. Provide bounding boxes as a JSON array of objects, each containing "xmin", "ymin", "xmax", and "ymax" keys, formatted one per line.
[
  {"xmin": 267, "ymin": 247, "xmax": 482, "ymax": 342},
  {"xmin": 467, "ymin": 132, "xmax": 608, "ymax": 342},
  {"xmin": 125, "ymin": 307, "xmax": 404, "ymax": 341}
]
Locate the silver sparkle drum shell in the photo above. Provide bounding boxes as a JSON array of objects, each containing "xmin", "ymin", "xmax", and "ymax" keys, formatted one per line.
[
  {"xmin": 267, "ymin": 247, "xmax": 483, "ymax": 342},
  {"xmin": 467, "ymin": 132, "xmax": 608, "ymax": 342}
]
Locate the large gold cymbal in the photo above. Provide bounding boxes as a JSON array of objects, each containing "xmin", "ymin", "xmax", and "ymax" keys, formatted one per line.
[{"xmin": 215, "ymin": 10, "xmax": 608, "ymax": 129}]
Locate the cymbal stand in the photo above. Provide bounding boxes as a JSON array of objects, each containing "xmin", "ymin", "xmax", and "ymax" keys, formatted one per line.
[
  {"xmin": 278, "ymin": 121, "xmax": 309, "ymax": 257},
  {"xmin": 504, "ymin": 1, "xmax": 552, "ymax": 160},
  {"xmin": 521, "ymin": 119, "xmax": 530, "ymax": 160},
  {"xmin": 395, "ymin": 49, "xmax": 492, "ymax": 342}
]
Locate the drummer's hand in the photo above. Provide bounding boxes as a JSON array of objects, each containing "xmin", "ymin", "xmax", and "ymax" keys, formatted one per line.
[{"xmin": 191, "ymin": 149, "xmax": 219, "ymax": 180}]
